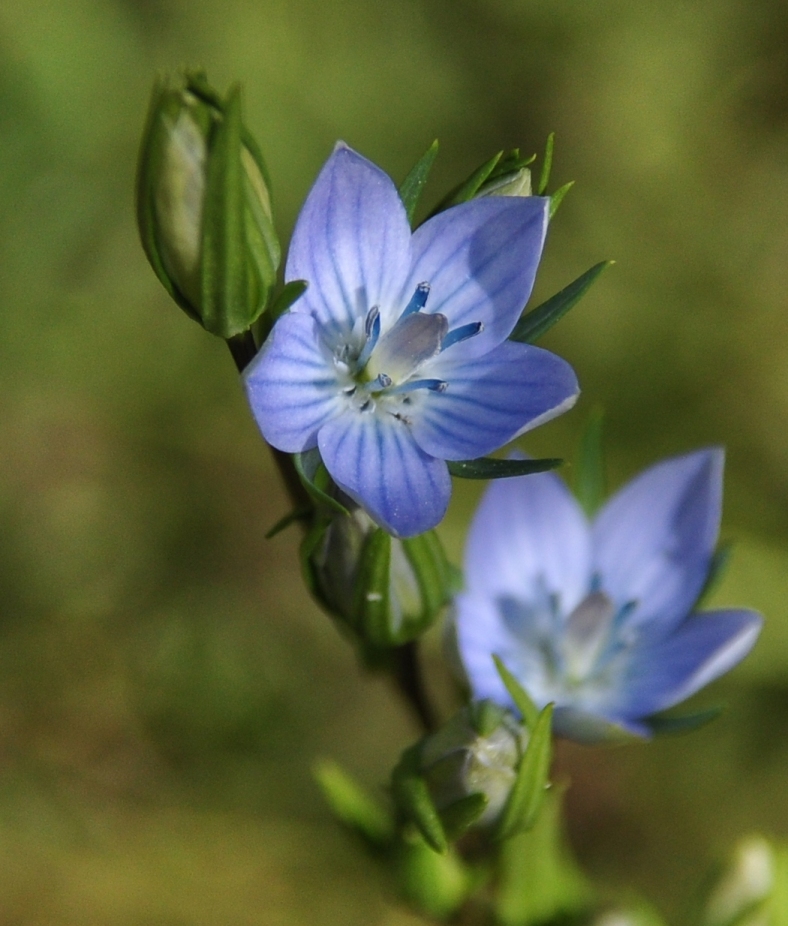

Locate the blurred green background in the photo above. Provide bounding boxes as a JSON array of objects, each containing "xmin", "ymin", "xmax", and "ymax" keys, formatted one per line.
[{"xmin": 2, "ymin": 1, "xmax": 788, "ymax": 922}]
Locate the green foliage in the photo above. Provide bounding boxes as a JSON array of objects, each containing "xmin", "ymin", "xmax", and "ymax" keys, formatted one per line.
[
  {"xmin": 493, "ymin": 655, "xmax": 540, "ymax": 730},
  {"xmin": 313, "ymin": 758, "xmax": 394, "ymax": 849},
  {"xmin": 575, "ymin": 407, "xmax": 607, "ymax": 517},
  {"xmin": 447, "ymin": 457, "xmax": 562, "ymax": 480},
  {"xmin": 399, "ymin": 140, "xmax": 439, "ymax": 224}
]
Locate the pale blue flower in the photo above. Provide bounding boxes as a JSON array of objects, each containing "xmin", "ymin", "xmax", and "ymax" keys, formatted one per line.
[
  {"xmin": 244, "ymin": 144, "xmax": 578, "ymax": 537},
  {"xmin": 455, "ymin": 449, "xmax": 763, "ymax": 742}
]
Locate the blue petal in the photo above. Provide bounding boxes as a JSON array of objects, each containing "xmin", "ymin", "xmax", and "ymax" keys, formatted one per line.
[
  {"xmin": 463, "ymin": 466, "xmax": 591, "ymax": 615},
  {"xmin": 317, "ymin": 411, "xmax": 451, "ymax": 537},
  {"xmin": 403, "ymin": 196, "xmax": 549, "ymax": 357},
  {"xmin": 285, "ymin": 144, "xmax": 412, "ymax": 340},
  {"xmin": 592, "ymin": 449, "xmax": 724, "ymax": 633},
  {"xmin": 411, "ymin": 340, "xmax": 579, "ymax": 461},
  {"xmin": 244, "ymin": 313, "xmax": 342, "ymax": 452},
  {"xmin": 610, "ymin": 608, "xmax": 763, "ymax": 720}
]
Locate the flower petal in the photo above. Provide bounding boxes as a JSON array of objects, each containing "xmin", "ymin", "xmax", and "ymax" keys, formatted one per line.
[
  {"xmin": 463, "ymin": 466, "xmax": 591, "ymax": 614},
  {"xmin": 592, "ymin": 449, "xmax": 724, "ymax": 632},
  {"xmin": 610, "ymin": 608, "xmax": 763, "ymax": 720},
  {"xmin": 286, "ymin": 143, "xmax": 412, "ymax": 341},
  {"xmin": 403, "ymin": 196, "xmax": 549, "ymax": 357},
  {"xmin": 317, "ymin": 411, "xmax": 451, "ymax": 537},
  {"xmin": 411, "ymin": 340, "xmax": 579, "ymax": 461},
  {"xmin": 244, "ymin": 313, "xmax": 342, "ymax": 453}
]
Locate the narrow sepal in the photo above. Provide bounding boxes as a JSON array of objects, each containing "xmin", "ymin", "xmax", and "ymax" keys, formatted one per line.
[
  {"xmin": 496, "ymin": 703, "xmax": 553, "ymax": 841},
  {"xmin": 696, "ymin": 542, "xmax": 733, "ymax": 608},
  {"xmin": 493, "ymin": 655, "xmax": 540, "ymax": 730},
  {"xmin": 269, "ymin": 279, "xmax": 308, "ymax": 320},
  {"xmin": 441, "ymin": 792, "xmax": 490, "ymax": 842},
  {"xmin": 575, "ymin": 408, "xmax": 606, "ymax": 517},
  {"xmin": 643, "ymin": 705, "xmax": 723, "ymax": 736},
  {"xmin": 509, "ymin": 261, "xmax": 612, "ymax": 344},
  {"xmin": 294, "ymin": 449, "xmax": 348, "ymax": 515},
  {"xmin": 353, "ymin": 528, "xmax": 394, "ymax": 647},
  {"xmin": 399, "ymin": 140, "xmax": 439, "ymax": 224},
  {"xmin": 549, "ymin": 181, "xmax": 575, "ymax": 219},
  {"xmin": 264, "ymin": 506, "xmax": 312, "ymax": 539},
  {"xmin": 313, "ymin": 758, "xmax": 395, "ymax": 849},
  {"xmin": 400, "ymin": 530, "xmax": 455, "ymax": 629},
  {"xmin": 396, "ymin": 833, "xmax": 470, "ymax": 920},
  {"xmin": 537, "ymin": 133, "xmax": 555, "ymax": 195},
  {"xmin": 392, "ymin": 746, "xmax": 448, "ymax": 854},
  {"xmin": 448, "ymin": 457, "xmax": 562, "ymax": 480},
  {"xmin": 427, "ymin": 150, "xmax": 503, "ymax": 217}
]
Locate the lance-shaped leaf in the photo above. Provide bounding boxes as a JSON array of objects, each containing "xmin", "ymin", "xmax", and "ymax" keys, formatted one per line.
[
  {"xmin": 427, "ymin": 150, "xmax": 503, "ymax": 217},
  {"xmin": 399, "ymin": 140, "xmax": 439, "ymax": 224},
  {"xmin": 448, "ymin": 457, "xmax": 562, "ymax": 480},
  {"xmin": 537, "ymin": 133, "xmax": 555, "ymax": 196},
  {"xmin": 269, "ymin": 279, "xmax": 308, "ymax": 320},
  {"xmin": 548, "ymin": 181, "xmax": 574, "ymax": 219},
  {"xmin": 696, "ymin": 542, "xmax": 733, "ymax": 608},
  {"xmin": 575, "ymin": 408, "xmax": 606, "ymax": 518},
  {"xmin": 495, "ymin": 702, "xmax": 554, "ymax": 841},
  {"xmin": 313, "ymin": 758, "xmax": 394, "ymax": 849},
  {"xmin": 644, "ymin": 705, "xmax": 723, "ymax": 736},
  {"xmin": 294, "ymin": 448, "xmax": 348, "ymax": 515},
  {"xmin": 265, "ymin": 506, "xmax": 312, "ymax": 539},
  {"xmin": 509, "ymin": 261, "xmax": 612, "ymax": 344},
  {"xmin": 493, "ymin": 655, "xmax": 539, "ymax": 730},
  {"xmin": 392, "ymin": 746, "xmax": 448, "ymax": 854},
  {"xmin": 441, "ymin": 792, "xmax": 490, "ymax": 842}
]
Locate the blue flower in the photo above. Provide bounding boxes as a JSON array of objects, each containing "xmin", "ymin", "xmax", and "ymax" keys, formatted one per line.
[
  {"xmin": 244, "ymin": 144, "xmax": 579, "ymax": 537},
  {"xmin": 454, "ymin": 449, "xmax": 763, "ymax": 742}
]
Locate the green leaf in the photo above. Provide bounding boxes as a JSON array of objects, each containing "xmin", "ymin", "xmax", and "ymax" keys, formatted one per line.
[
  {"xmin": 427, "ymin": 151, "xmax": 503, "ymax": 218},
  {"xmin": 575, "ymin": 408, "xmax": 606, "ymax": 517},
  {"xmin": 397, "ymin": 833, "xmax": 470, "ymax": 920},
  {"xmin": 270, "ymin": 279, "xmax": 308, "ymax": 320},
  {"xmin": 509, "ymin": 260, "xmax": 612, "ymax": 344},
  {"xmin": 448, "ymin": 457, "xmax": 562, "ymax": 480},
  {"xmin": 199, "ymin": 83, "xmax": 251, "ymax": 337},
  {"xmin": 393, "ymin": 747, "xmax": 447, "ymax": 854},
  {"xmin": 400, "ymin": 530, "xmax": 454, "ymax": 633},
  {"xmin": 265, "ymin": 507, "xmax": 312, "ymax": 539},
  {"xmin": 493, "ymin": 655, "xmax": 539, "ymax": 730},
  {"xmin": 697, "ymin": 542, "xmax": 733, "ymax": 607},
  {"xmin": 537, "ymin": 132, "xmax": 554, "ymax": 195},
  {"xmin": 496, "ymin": 703, "xmax": 554, "ymax": 841},
  {"xmin": 313, "ymin": 758, "xmax": 394, "ymax": 848},
  {"xmin": 294, "ymin": 449, "xmax": 348, "ymax": 515},
  {"xmin": 645, "ymin": 705, "xmax": 723, "ymax": 736},
  {"xmin": 399, "ymin": 140, "xmax": 439, "ymax": 224},
  {"xmin": 549, "ymin": 180, "xmax": 574, "ymax": 219},
  {"xmin": 441, "ymin": 792, "xmax": 489, "ymax": 841}
]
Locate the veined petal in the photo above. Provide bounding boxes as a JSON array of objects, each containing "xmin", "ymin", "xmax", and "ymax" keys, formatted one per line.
[
  {"xmin": 592, "ymin": 449, "xmax": 724, "ymax": 632},
  {"xmin": 411, "ymin": 340, "xmax": 579, "ymax": 461},
  {"xmin": 609, "ymin": 608, "xmax": 763, "ymax": 720},
  {"xmin": 244, "ymin": 313, "xmax": 342, "ymax": 453},
  {"xmin": 403, "ymin": 196, "xmax": 549, "ymax": 356},
  {"xmin": 317, "ymin": 411, "xmax": 451, "ymax": 538},
  {"xmin": 286, "ymin": 144, "xmax": 412, "ymax": 340},
  {"xmin": 463, "ymin": 465, "xmax": 591, "ymax": 614}
]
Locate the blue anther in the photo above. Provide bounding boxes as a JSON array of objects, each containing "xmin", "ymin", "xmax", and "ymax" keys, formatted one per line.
[
  {"xmin": 388, "ymin": 378, "xmax": 448, "ymax": 395},
  {"xmin": 355, "ymin": 305, "xmax": 381, "ymax": 370},
  {"xmin": 400, "ymin": 282, "xmax": 431, "ymax": 320},
  {"xmin": 441, "ymin": 321, "xmax": 484, "ymax": 351}
]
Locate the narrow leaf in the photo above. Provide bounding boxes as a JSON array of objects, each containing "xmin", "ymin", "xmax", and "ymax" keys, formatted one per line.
[
  {"xmin": 448, "ymin": 457, "xmax": 562, "ymax": 480},
  {"xmin": 441, "ymin": 793, "xmax": 489, "ymax": 841},
  {"xmin": 696, "ymin": 542, "xmax": 733, "ymax": 607},
  {"xmin": 400, "ymin": 530, "xmax": 454, "ymax": 632},
  {"xmin": 294, "ymin": 449, "xmax": 348, "ymax": 515},
  {"xmin": 399, "ymin": 140, "xmax": 439, "ymax": 224},
  {"xmin": 549, "ymin": 180, "xmax": 574, "ymax": 219},
  {"xmin": 496, "ymin": 703, "xmax": 554, "ymax": 841},
  {"xmin": 427, "ymin": 151, "xmax": 503, "ymax": 218},
  {"xmin": 313, "ymin": 758, "xmax": 394, "ymax": 848},
  {"xmin": 645, "ymin": 705, "xmax": 723, "ymax": 736},
  {"xmin": 575, "ymin": 408, "xmax": 606, "ymax": 518},
  {"xmin": 493, "ymin": 655, "xmax": 539, "ymax": 730},
  {"xmin": 265, "ymin": 506, "xmax": 312, "ymax": 539},
  {"xmin": 509, "ymin": 261, "xmax": 612, "ymax": 344},
  {"xmin": 400, "ymin": 779, "xmax": 447, "ymax": 853},
  {"xmin": 269, "ymin": 279, "xmax": 308, "ymax": 320},
  {"xmin": 537, "ymin": 132, "xmax": 555, "ymax": 195}
]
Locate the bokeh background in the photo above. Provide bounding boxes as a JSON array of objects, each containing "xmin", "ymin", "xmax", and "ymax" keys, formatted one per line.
[{"xmin": 2, "ymin": 1, "xmax": 788, "ymax": 923}]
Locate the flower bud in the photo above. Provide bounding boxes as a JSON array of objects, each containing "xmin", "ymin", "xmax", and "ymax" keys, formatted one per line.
[
  {"xmin": 418, "ymin": 701, "xmax": 525, "ymax": 829},
  {"xmin": 704, "ymin": 836, "xmax": 779, "ymax": 926},
  {"xmin": 136, "ymin": 71, "xmax": 280, "ymax": 338},
  {"xmin": 303, "ymin": 499, "xmax": 456, "ymax": 652},
  {"xmin": 479, "ymin": 166, "xmax": 533, "ymax": 198}
]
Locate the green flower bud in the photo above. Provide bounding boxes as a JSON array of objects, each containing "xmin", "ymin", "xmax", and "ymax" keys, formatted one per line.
[
  {"xmin": 303, "ymin": 499, "xmax": 456, "ymax": 652},
  {"xmin": 136, "ymin": 71, "xmax": 280, "ymax": 338},
  {"xmin": 479, "ymin": 166, "xmax": 533, "ymax": 198},
  {"xmin": 419, "ymin": 701, "xmax": 525, "ymax": 830}
]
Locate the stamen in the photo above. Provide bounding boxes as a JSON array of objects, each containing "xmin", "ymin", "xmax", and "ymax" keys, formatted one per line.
[
  {"xmin": 442, "ymin": 321, "xmax": 484, "ymax": 351},
  {"xmin": 400, "ymin": 282, "xmax": 430, "ymax": 320},
  {"xmin": 388, "ymin": 378, "xmax": 448, "ymax": 395},
  {"xmin": 361, "ymin": 373, "xmax": 393, "ymax": 393},
  {"xmin": 355, "ymin": 305, "xmax": 381, "ymax": 370}
]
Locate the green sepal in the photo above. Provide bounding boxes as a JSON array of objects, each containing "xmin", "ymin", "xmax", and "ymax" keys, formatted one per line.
[
  {"xmin": 469, "ymin": 698, "xmax": 508, "ymax": 737},
  {"xmin": 697, "ymin": 542, "xmax": 733, "ymax": 608},
  {"xmin": 392, "ymin": 745, "xmax": 448, "ymax": 853},
  {"xmin": 396, "ymin": 832, "xmax": 470, "ymax": 920},
  {"xmin": 441, "ymin": 792, "xmax": 489, "ymax": 842},
  {"xmin": 537, "ymin": 132, "xmax": 555, "ymax": 196},
  {"xmin": 313, "ymin": 758, "xmax": 395, "ymax": 849},
  {"xmin": 269, "ymin": 279, "xmax": 308, "ymax": 320},
  {"xmin": 400, "ymin": 530, "xmax": 455, "ymax": 631},
  {"xmin": 549, "ymin": 180, "xmax": 575, "ymax": 219},
  {"xmin": 476, "ymin": 148, "xmax": 537, "ymax": 197},
  {"xmin": 265, "ymin": 506, "xmax": 312, "ymax": 539},
  {"xmin": 493, "ymin": 655, "xmax": 539, "ymax": 730},
  {"xmin": 294, "ymin": 449, "xmax": 348, "ymax": 516},
  {"xmin": 448, "ymin": 457, "xmax": 562, "ymax": 480},
  {"xmin": 399, "ymin": 140, "xmax": 439, "ymax": 225},
  {"xmin": 575, "ymin": 408, "xmax": 606, "ymax": 518},
  {"xmin": 427, "ymin": 151, "xmax": 503, "ymax": 217},
  {"xmin": 353, "ymin": 528, "xmax": 393, "ymax": 647},
  {"xmin": 509, "ymin": 260, "xmax": 612, "ymax": 344},
  {"xmin": 644, "ymin": 705, "xmax": 723, "ymax": 736},
  {"xmin": 496, "ymin": 703, "xmax": 553, "ymax": 841}
]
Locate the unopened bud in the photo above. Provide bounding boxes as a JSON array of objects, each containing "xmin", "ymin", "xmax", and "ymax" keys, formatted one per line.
[
  {"xmin": 704, "ymin": 836, "xmax": 776, "ymax": 926},
  {"xmin": 479, "ymin": 166, "xmax": 533, "ymax": 198},
  {"xmin": 136, "ymin": 71, "xmax": 280, "ymax": 338}
]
